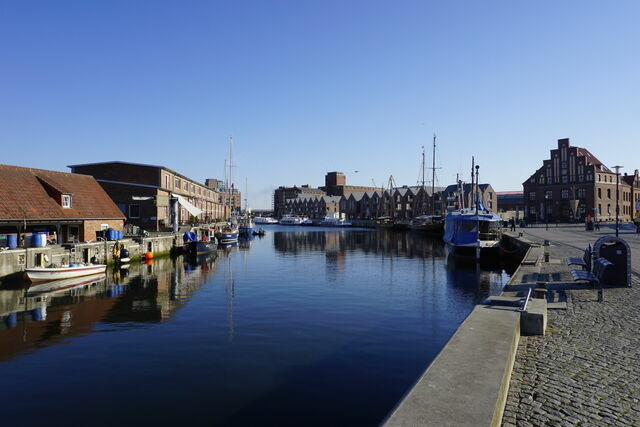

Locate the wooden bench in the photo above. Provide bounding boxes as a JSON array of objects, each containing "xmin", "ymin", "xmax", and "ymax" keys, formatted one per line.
[
  {"xmin": 570, "ymin": 257, "xmax": 612, "ymax": 287},
  {"xmin": 566, "ymin": 245, "xmax": 592, "ymax": 271}
]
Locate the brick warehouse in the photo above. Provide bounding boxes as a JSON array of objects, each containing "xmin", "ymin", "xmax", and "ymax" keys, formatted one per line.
[
  {"xmin": 0, "ymin": 164, "xmax": 125, "ymax": 243},
  {"xmin": 522, "ymin": 138, "xmax": 636, "ymax": 223},
  {"xmin": 69, "ymin": 161, "xmax": 229, "ymax": 230}
]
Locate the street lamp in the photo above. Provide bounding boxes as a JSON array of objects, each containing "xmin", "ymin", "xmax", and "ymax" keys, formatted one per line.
[
  {"xmin": 545, "ymin": 193, "xmax": 550, "ymax": 231},
  {"xmin": 613, "ymin": 165, "xmax": 623, "ymax": 237}
]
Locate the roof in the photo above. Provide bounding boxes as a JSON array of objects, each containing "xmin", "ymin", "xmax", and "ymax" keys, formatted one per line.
[
  {"xmin": 0, "ymin": 164, "xmax": 126, "ymax": 220},
  {"xmin": 575, "ymin": 147, "xmax": 611, "ymax": 173}
]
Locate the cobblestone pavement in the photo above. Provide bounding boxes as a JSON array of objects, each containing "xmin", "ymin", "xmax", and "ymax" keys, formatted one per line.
[{"xmin": 503, "ymin": 229, "xmax": 640, "ymax": 426}]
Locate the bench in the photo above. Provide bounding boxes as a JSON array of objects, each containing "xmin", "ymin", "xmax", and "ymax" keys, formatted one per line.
[
  {"xmin": 570, "ymin": 257, "xmax": 612, "ymax": 287},
  {"xmin": 566, "ymin": 245, "xmax": 592, "ymax": 271}
]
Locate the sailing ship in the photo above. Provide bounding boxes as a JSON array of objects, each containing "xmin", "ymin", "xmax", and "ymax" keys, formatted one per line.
[
  {"xmin": 238, "ymin": 179, "xmax": 255, "ymax": 236},
  {"xmin": 443, "ymin": 160, "xmax": 502, "ymax": 259},
  {"xmin": 409, "ymin": 135, "xmax": 444, "ymax": 235},
  {"xmin": 217, "ymin": 138, "xmax": 239, "ymax": 245}
]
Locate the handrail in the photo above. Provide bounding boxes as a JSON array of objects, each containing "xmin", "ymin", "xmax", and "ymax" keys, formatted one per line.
[{"xmin": 521, "ymin": 288, "xmax": 533, "ymax": 312}]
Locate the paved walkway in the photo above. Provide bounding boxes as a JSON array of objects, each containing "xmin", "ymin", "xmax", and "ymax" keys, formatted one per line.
[{"xmin": 502, "ymin": 224, "xmax": 640, "ymax": 426}]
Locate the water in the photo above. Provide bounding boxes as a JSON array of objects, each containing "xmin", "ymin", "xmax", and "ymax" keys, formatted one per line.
[{"xmin": 0, "ymin": 227, "xmax": 516, "ymax": 426}]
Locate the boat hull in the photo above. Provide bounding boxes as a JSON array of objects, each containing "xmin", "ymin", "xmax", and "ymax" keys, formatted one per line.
[
  {"xmin": 25, "ymin": 265, "xmax": 107, "ymax": 282},
  {"xmin": 26, "ymin": 273, "xmax": 107, "ymax": 295},
  {"xmin": 217, "ymin": 232, "xmax": 239, "ymax": 245},
  {"xmin": 184, "ymin": 241, "xmax": 217, "ymax": 256},
  {"xmin": 238, "ymin": 226, "xmax": 254, "ymax": 236}
]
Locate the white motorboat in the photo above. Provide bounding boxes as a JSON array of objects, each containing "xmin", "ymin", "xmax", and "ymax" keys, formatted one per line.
[
  {"xmin": 319, "ymin": 215, "xmax": 352, "ymax": 227},
  {"xmin": 279, "ymin": 216, "xmax": 306, "ymax": 225},
  {"xmin": 24, "ymin": 264, "xmax": 107, "ymax": 282},
  {"xmin": 254, "ymin": 217, "xmax": 278, "ymax": 224}
]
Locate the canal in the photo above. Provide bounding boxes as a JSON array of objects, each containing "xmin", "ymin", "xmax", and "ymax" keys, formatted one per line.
[{"xmin": 0, "ymin": 227, "xmax": 517, "ymax": 426}]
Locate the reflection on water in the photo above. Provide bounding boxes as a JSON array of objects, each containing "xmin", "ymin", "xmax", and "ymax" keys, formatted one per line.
[
  {"xmin": 0, "ymin": 227, "xmax": 518, "ymax": 426},
  {"xmin": 0, "ymin": 255, "xmax": 217, "ymax": 362}
]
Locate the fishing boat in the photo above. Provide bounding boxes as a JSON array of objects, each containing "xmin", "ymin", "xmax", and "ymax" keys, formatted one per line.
[
  {"xmin": 254, "ymin": 217, "xmax": 278, "ymax": 224},
  {"xmin": 443, "ymin": 208, "xmax": 502, "ymax": 258},
  {"xmin": 443, "ymin": 161, "xmax": 501, "ymax": 259},
  {"xmin": 216, "ymin": 224, "xmax": 239, "ymax": 245},
  {"xmin": 183, "ymin": 231, "xmax": 217, "ymax": 256},
  {"xmin": 238, "ymin": 182, "xmax": 255, "ymax": 236},
  {"xmin": 24, "ymin": 264, "xmax": 107, "ymax": 282}
]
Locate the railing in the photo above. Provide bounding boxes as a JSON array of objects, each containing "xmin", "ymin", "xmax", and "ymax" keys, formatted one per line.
[{"xmin": 521, "ymin": 287, "xmax": 532, "ymax": 312}]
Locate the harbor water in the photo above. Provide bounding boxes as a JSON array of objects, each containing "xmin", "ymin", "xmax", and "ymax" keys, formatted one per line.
[{"xmin": 0, "ymin": 227, "xmax": 517, "ymax": 426}]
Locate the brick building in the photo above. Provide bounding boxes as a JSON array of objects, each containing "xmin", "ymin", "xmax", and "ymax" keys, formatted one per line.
[
  {"xmin": 522, "ymin": 138, "xmax": 634, "ymax": 223},
  {"xmin": 622, "ymin": 169, "xmax": 640, "ymax": 221},
  {"xmin": 69, "ymin": 162, "xmax": 229, "ymax": 230},
  {"xmin": 0, "ymin": 164, "xmax": 125, "ymax": 243}
]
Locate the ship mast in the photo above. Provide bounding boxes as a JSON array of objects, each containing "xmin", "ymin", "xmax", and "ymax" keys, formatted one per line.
[{"xmin": 431, "ymin": 134, "xmax": 437, "ymax": 215}]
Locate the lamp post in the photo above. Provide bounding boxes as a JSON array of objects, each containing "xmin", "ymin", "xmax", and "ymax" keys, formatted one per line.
[
  {"xmin": 545, "ymin": 193, "xmax": 550, "ymax": 231},
  {"xmin": 613, "ymin": 165, "xmax": 623, "ymax": 237}
]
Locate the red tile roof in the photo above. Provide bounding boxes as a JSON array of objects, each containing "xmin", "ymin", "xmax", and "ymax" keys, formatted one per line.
[
  {"xmin": 0, "ymin": 164, "xmax": 126, "ymax": 220},
  {"xmin": 575, "ymin": 147, "xmax": 611, "ymax": 172}
]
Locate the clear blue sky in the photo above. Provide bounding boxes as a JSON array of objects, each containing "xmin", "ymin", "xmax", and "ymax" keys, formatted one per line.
[{"xmin": 1, "ymin": 1, "xmax": 639, "ymax": 209}]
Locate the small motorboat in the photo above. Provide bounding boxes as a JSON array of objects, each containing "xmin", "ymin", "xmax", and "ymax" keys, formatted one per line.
[{"xmin": 24, "ymin": 264, "xmax": 107, "ymax": 282}]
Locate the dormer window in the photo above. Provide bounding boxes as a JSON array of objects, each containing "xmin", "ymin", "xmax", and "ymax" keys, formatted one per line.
[{"xmin": 62, "ymin": 194, "xmax": 72, "ymax": 208}]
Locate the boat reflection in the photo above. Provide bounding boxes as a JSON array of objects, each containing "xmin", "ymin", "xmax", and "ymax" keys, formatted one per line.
[{"xmin": 0, "ymin": 254, "xmax": 218, "ymax": 362}]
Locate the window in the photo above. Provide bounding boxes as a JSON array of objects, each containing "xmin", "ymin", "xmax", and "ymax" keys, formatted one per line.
[
  {"xmin": 545, "ymin": 190, "xmax": 553, "ymax": 199},
  {"xmin": 184, "ymin": 182, "xmax": 188, "ymax": 190},
  {"xmin": 607, "ymin": 189, "xmax": 611, "ymax": 199},
  {"xmin": 165, "ymin": 175, "xmax": 170, "ymax": 189},
  {"xmin": 598, "ymin": 204, "xmax": 601, "ymax": 214},
  {"xmin": 129, "ymin": 204, "xmax": 140, "ymax": 218},
  {"xmin": 598, "ymin": 188, "xmax": 602, "ymax": 199},
  {"xmin": 530, "ymin": 177, "xmax": 536, "ymax": 183},
  {"xmin": 577, "ymin": 188, "xmax": 586, "ymax": 198},
  {"xmin": 488, "ymin": 192, "xmax": 493, "ymax": 200},
  {"xmin": 607, "ymin": 204, "xmax": 611, "ymax": 214},
  {"xmin": 61, "ymin": 194, "xmax": 72, "ymax": 208},
  {"xmin": 529, "ymin": 192, "xmax": 536, "ymax": 201},
  {"xmin": 175, "ymin": 178, "xmax": 181, "ymax": 189},
  {"xmin": 561, "ymin": 189, "xmax": 569, "ymax": 199},
  {"xmin": 562, "ymin": 176, "xmax": 568, "ymax": 183}
]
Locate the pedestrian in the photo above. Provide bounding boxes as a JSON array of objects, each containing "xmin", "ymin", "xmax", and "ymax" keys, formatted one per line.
[
  {"xmin": 595, "ymin": 221, "xmax": 600, "ymax": 231},
  {"xmin": 510, "ymin": 218, "xmax": 516, "ymax": 232}
]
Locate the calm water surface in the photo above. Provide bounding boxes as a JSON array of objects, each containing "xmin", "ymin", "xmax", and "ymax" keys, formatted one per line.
[{"xmin": 0, "ymin": 227, "xmax": 516, "ymax": 426}]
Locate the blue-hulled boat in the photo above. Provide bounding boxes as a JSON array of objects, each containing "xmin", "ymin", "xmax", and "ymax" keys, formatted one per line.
[
  {"xmin": 216, "ymin": 225, "xmax": 239, "ymax": 245},
  {"xmin": 443, "ymin": 207, "xmax": 502, "ymax": 258}
]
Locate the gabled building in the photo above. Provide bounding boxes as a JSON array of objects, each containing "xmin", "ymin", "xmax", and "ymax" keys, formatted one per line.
[
  {"xmin": 0, "ymin": 164, "xmax": 125, "ymax": 243},
  {"xmin": 522, "ymin": 138, "xmax": 633, "ymax": 223},
  {"xmin": 622, "ymin": 169, "xmax": 640, "ymax": 220},
  {"xmin": 442, "ymin": 183, "xmax": 496, "ymax": 212}
]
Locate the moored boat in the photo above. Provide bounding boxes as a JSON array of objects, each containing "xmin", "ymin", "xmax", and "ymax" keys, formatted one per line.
[
  {"xmin": 443, "ymin": 208, "xmax": 502, "ymax": 258},
  {"xmin": 279, "ymin": 216, "xmax": 306, "ymax": 225},
  {"xmin": 216, "ymin": 224, "xmax": 239, "ymax": 245},
  {"xmin": 319, "ymin": 214, "xmax": 352, "ymax": 227},
  {"xmin": 254, "ymin": 217, "xmax": 278, "ymax": 224},
  {"xmin": 409, "ymin": 215, "xmax": 444, "ymax": 235},
  {"xmin": 25, "ymin": 264, "xmax": 107, "ymax": 282},
  {"xmin": 26, "ymin": 273, "xmax": 106, "ymax": 296}
]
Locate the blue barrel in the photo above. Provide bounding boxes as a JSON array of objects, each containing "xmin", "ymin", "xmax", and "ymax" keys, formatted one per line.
[
  {"xmin": 6, "ymin": 312, "xmax": 17, "ymax": 328},
  {"xmin": 116, "ymin": 230, "xmax": 123, "ymax": 240},
  {"xmin": 32, "ymin": 307, "xmax": 44, "ymax": 322},
  {"xmin": 107, "ymin": 229, "xmax": 116, "ymax": 240},
  {"xmin": 31, "ymin": 233, "xmax": 47, "ymax": 248},
  {"xmin": 7, "ymin": 234, "xmax": 17, "ymax": 249}
]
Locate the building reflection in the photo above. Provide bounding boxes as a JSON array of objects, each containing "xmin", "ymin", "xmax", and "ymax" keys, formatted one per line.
[
  {"xmin": 273, "ymin": 229, "xmax": 446, "ymax": 259},
  {"xmin": 0, "ymin": 254, "xmax": 218, "ymax": 362}
]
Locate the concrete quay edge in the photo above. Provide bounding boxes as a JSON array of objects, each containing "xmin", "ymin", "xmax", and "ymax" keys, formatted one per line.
[{"xmin": 383, "ymin": 305, "xmax": 521, "ymax": 427}]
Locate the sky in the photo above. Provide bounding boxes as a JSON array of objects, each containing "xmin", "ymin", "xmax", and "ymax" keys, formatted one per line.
[{"xmin": 1, "ymin": 1, "xmax": 639, "ymax": 209}]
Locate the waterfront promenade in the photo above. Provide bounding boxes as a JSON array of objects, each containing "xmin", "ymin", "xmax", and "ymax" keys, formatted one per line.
[{"xmin": 503, "ymin": 223, "xmax": 640, "ymax": 426}]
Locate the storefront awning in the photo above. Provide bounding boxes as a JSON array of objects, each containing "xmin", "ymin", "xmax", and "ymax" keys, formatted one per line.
[{"xmin": 176, "ymin": 195, "xmax": 202, "ymax": 216}]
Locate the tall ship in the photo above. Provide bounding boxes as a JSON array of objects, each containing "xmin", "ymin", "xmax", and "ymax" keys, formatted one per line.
[
  {"xmin": 443, "ymin": 161, "xmax": 502, "ymax": 259},
  {"xmin": 409, "ymin": 135, "xmax": 444, "ymax": 235}
]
